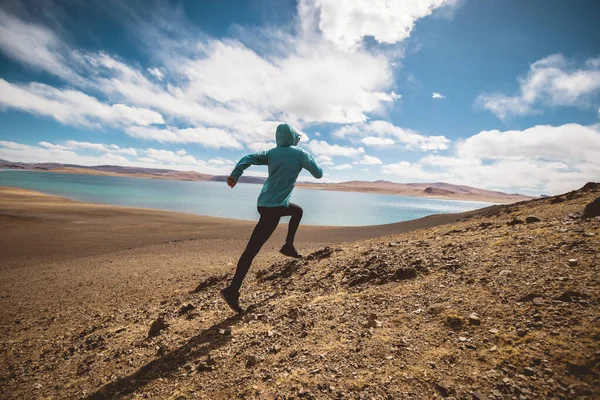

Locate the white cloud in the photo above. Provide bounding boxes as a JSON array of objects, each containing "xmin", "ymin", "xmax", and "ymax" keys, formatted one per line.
[
  {"xmin": 316, "ymin": 155, "xmax": 332, "ymax": 162},
  {"xmin": 208, "ymin": 157, "xmax": 235, "ymax": 166},
  {"xmin": 143, "ymin": 148, "xmax": 204, "ymax": 166},
  {"xmin": 331, "ymin": 163, "xmax": 353, "ymax": 170},
  {"xmin": 0, "ymin": 140, "xmax": 239, "ymax": 175},
  {"xmin": 432, "ymin": 92, "xmax": 446, "ymax": 99},
  {"xmin": 353, "ymin": 155, "xmax": 383, "ymax": 165},
  {"xmin": 476, "ymin": 54, "xmax": 600, "ymax": 119},
  {"xmin": 176, "ymin": 38, "xmax": 399, "ymax": 125},
  {"xmin": 0, "ymin": 9, "xmax": 81, "ymax": 84},
  {"xmin": 147, "ymin": 67, "xmax": 165, "ymax": 80},
  {"xmin": 381, "ymin": 123, "xmax": 600, "ymax": 195},
  {"xmin": 0, "ymin": 6, "xmax": 408, "ymax": 151},
  {"xmin": 303, "ymin": 0, "xmax": 461, "ymax": 51},
  {"xmin": 124, "ymin": 126, "xmax": 242, "ymax": 149},
  {"xmin": 0, "ymin": 79, "xmax": 164, "ymax": 127},
  {"xmin": 382, "ymin": 161, "xmax": 436, "ymax": 181},
  {"xmin": 46, "ymin": 140, "xmax": 140, "ymax": 156},
  {"xmin": 306, "ymin": 140, "xmax": 365, "ymax": 157},
  {"xmin": 334, "ymin": 120, "xmax": 450, "ymax": 151},
  {"xmin": 247, "ymin": 142, "xmax": 276, "ymax": 152},
  {"xmin": 360, "ymin": 136, "xmax": 395, "ymax": 147},
  {"xmin": 456, "ymin": 123, "xmax": 600, "ymax": 163}
]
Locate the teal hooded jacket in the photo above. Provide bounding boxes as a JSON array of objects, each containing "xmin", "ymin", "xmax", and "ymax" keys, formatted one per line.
[{"xmin": 230, "ymin": 124, "xmax": 323, "ymax": 208}]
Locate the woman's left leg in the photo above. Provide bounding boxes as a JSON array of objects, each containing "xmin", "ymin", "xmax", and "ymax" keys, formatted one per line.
[
  {"xmin": 282, "ymin": 203, "xmax": 303, "ymax": 245},
  {"xmin": 279, "ymin": 203, "xmax": 303, "ymax": 258}
]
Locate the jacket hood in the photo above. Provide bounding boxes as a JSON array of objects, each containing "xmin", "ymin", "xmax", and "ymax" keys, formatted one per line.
[{"xmin": 275, "ymin": 124, "xmax": 299, "ymax": 147}]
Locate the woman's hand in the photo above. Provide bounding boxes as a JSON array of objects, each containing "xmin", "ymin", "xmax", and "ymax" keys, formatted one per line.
[{"xmin": 227, "ymin": 176, "xmax": 237, "ymax": 188}]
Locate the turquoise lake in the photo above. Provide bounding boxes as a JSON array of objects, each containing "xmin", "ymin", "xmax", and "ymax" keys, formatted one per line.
[{"xmin": 0, "ymin": 170, "xmax": 495, "ymax": 226}]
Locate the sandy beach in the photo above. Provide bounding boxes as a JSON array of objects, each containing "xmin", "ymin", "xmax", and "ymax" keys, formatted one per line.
[{"xmin": 0, "ymin": 185, "xmax": 480, "ymax": 332}]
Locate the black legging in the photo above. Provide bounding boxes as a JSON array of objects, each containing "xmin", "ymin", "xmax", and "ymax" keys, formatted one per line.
[{"xmin": 230, "ymin": 203, "xmax": 303, "ymax": 291}]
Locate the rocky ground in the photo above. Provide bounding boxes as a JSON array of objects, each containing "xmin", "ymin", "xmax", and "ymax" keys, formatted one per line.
[{"xmin": 1, "ymin": 184, "xmax": 599, "ymax": 399}]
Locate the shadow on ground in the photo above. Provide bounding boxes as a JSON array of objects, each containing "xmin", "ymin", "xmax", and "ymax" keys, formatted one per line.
[{"xmin": 86, "ymin": 296, "xmax": 274, "ymax": 400}]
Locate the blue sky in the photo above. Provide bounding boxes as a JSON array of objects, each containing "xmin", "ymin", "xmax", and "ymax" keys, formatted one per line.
[{"xmin": 0, "ymin": 0, "xmax": 599, "ymax": 195}]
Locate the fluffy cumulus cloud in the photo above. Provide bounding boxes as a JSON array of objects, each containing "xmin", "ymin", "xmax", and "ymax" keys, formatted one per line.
[
  {"xmin": 476, "ymin": 54, "xmax": 600, "ymax": 119},
  {"xmin": 0, "ymin": 3, "xmax": 411, "ymax": 153},
  {"xmin": 0, "ymin": 140, "xmax": 236, "ymax": 175},
  {"xmin": 306, "ymin": 140, "xmax": 365, "ymax": 158},
  {"xmin": 331, "ymin": 163, "xmax": 353, "ymax": 170},
  {"xmin": 334, "ymin": 120, "xmax": 450, "ymax": 151},
  {"xmin": 353, "ymin": 155, "xmax": 383, "ymax": 165},
  {"xmin": 0, "ymin": 8, "xmax": 81, "ymax": 84},
  {"xmin": 381, "ymin": 123, "xmax": 600, "ymax": 195},
  {"xmin": 0, "ymin": 79, "xmax": 164, "ymax": 127},
  {"xmin": 432, "ymin": 92, "xmax": 446, "ymax": 99},
  {"xmin": 247, "ymin": 142, "xmax": 276, "ymax": 152},
  {"xmin": 124, "ymin": 126, "xmax": 242, "ymax": 149},
  {"xmin": 302, "ymin": 0, "xmax": 461, "ymax": 51}
]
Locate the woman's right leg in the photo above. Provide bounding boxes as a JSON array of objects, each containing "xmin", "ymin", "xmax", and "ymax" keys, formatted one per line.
[{"xmin": 229, "ymin": 209, "xmax": 280, "ymax": 292}]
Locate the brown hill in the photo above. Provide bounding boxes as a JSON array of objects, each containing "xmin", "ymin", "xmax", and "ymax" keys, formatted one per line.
[
  {"xmin": 424, "ymin": 186, "xmax": 455, "ymax": 195},
  {"xmin": 2, "ymin": 183, "xmax": 597, "ymax": 399},
  {"xmin": 297, "ymin": 180, "xmax": 532, "ymax": 203}
]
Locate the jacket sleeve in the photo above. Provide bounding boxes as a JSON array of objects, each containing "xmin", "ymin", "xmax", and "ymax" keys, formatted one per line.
[
  {"xmin": 301, "ymin": 151, "xmax": 323, "ymax": 179},
  {"xmin": 230, "ymin": 151, "xmax": 269, "ymax": 182}
]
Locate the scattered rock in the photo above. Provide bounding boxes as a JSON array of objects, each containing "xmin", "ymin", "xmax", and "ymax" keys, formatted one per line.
[
  {"xmin": 532, "ymin": 297, "xmax": 544, "ymax": 306},
  {"xmin": 219, "ymin": 327, "xmax": 232, "ymax": 336},
  {"xmin": 525, "ymin": 216, "xmax": 541, "ymax": 223},
  {"xmin": 306, "ymin": 247, "xmax": 334, "ymax": 261},
  {"xmin": 472, "ymin": 391, "xmax": 490, "ymax": 400},
  {"xmin": 582, "ymin": 197, "xmax": 600, "ymax": 218},
  {"xmin": 555, "ymin": 291, "xmax": 589, "ymax": 302},
  {"xmin": 148, "ymin": 316, "xmax": 168, "ymax": 338},
  {"xmin": 508, "ymin": 217, "xmax": 525, "ymax": 226},
  {"xmin": 567, "ymin": 259, "xmax": 578, "ymax": 267},
  {"xmin": 394, "ymin": 267, "xmax": 417, "ymax": 281},
  {"xmin": 566, "ymin": 360, "xmax": 591, "ymax": 376},
  {"xmin": 517, "ymin": 293, "xmax": 545, "ymax": 303},
  {"xmin": 435, "ymin": 381, "xmax": 454, "ymax": 397},
  {"xmin": 427, "ymin": 304, "xmax": 445, "ymax": 315},
  {"xmin": 366, "ymin": 313, "xmax": 383, "ymax": 328},
  {"xmin": 178, "ymin": 303, "xmax": 195, "ymax": 315},
  {"xmin": 469, "ymin": 313, "xmax": 481, "ymax": 326},
  {"xmin": 191, "ymin": 274, "xmax": 227, "ymax": 293},
  {"xmin": 445, "ymin": 315, "xmax": 464, "ymax": 330},
  {"xmin": 245, "ymin": 355, "xmax": 258, "ymax": 368}
]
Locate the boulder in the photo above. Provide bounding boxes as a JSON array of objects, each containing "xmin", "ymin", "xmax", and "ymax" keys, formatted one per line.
[
  {"xmin": 148, "ymin": 316, "xmax": 168, "ymax": 338},
  {"xmin": 582, "ymin": 197, "xmax": 600, "ymax": 218}
]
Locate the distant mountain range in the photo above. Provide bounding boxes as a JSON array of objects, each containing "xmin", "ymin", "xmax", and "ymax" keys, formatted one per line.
[{"xmin": 0, "ymin": 160, "xmax": 533, "ymax": 203}]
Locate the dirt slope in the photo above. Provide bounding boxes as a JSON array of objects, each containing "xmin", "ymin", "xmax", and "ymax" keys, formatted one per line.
[{"xmin": 1, "ymin": 185, "xmax": 599, "ymax": 399}]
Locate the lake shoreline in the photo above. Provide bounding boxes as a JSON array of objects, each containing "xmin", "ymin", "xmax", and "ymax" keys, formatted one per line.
[
  {"xmin": 0, "ymin": 170, "xmax": 496, "ymax": 226},
  {"xmin": 0, "ymin": 166, "xmax": 529, "ymax": 203},
  {"xmin": 0, "ymin": 186, "xmax": 492, "ymax": 269}
]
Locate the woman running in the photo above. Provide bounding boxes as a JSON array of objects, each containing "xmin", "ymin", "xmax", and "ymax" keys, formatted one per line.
[{"xmin": 220, "ymin": 123, "xmax": 323, "ymax": 313}]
